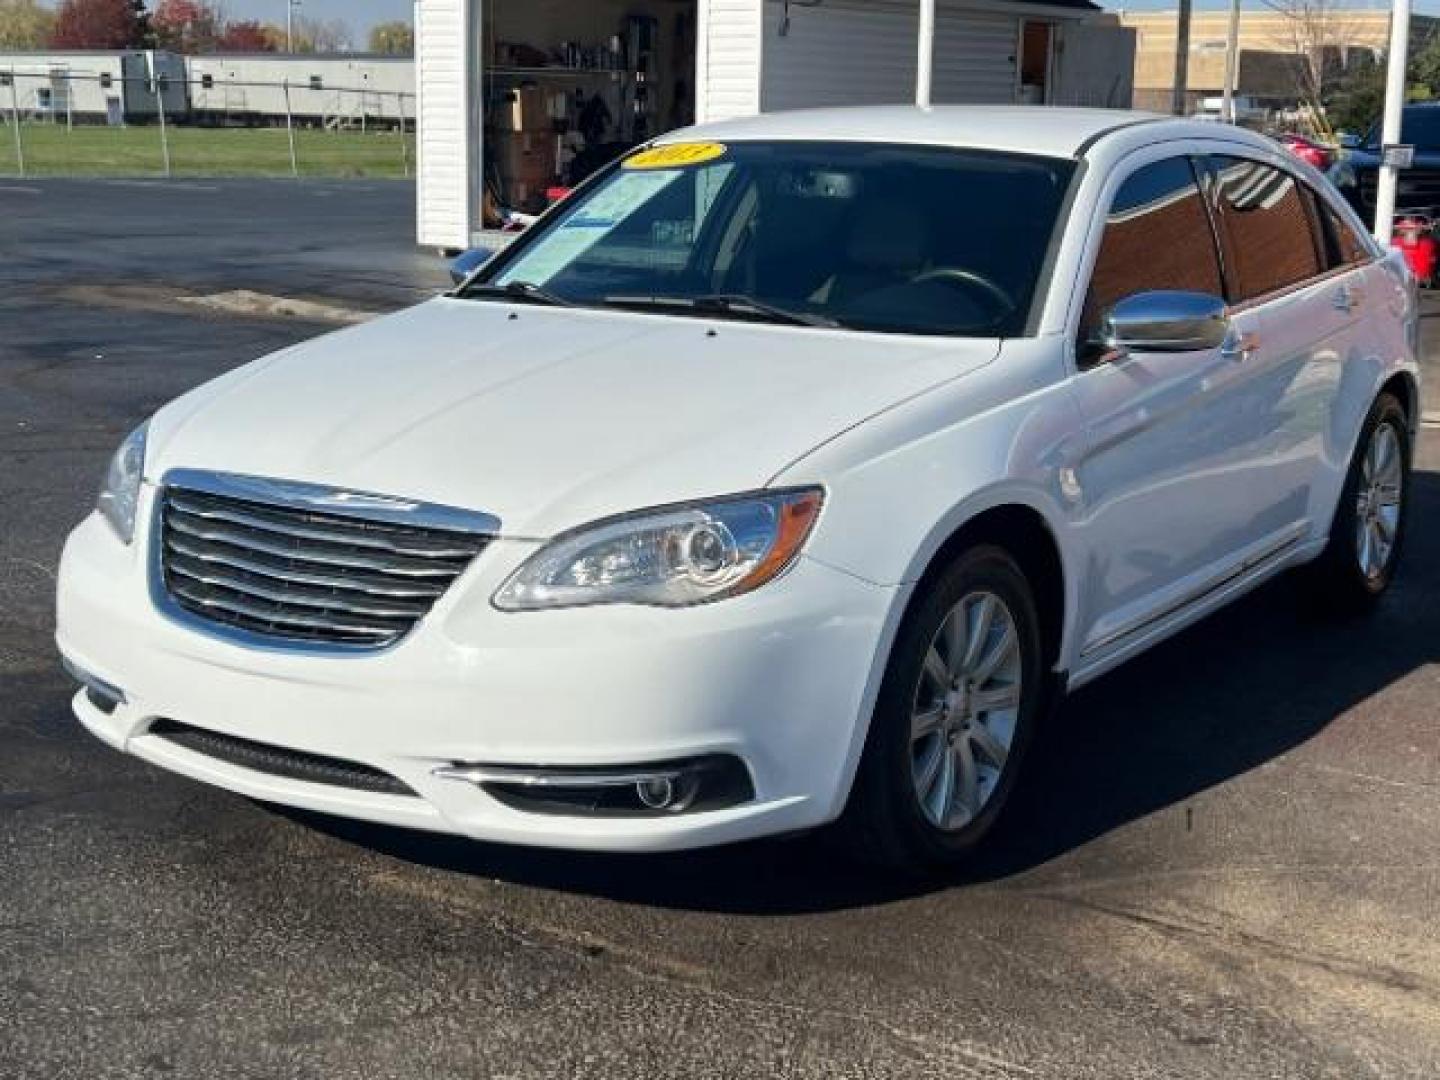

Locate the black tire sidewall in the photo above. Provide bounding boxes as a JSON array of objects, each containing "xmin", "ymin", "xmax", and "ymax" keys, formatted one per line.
[
  {"xmin": 851, "ymin": 545, "xmax": 1046, "ymax": 869},
  {"xmin": 1327, "ymin": 393, "xmax": 1411, "ymax": 600}
]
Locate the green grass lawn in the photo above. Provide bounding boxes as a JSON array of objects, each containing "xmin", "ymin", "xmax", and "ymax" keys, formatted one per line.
[{"xmin": 0, "ymin": 123, "xmax": 415, "ymax": 179}]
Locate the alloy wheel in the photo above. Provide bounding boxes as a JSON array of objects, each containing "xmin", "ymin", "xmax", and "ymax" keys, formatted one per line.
[
  {"xmin": 1356, "ymin": 422, "xmax": 1403, "ymax": 582},
  {"xmin": 909, "ymin": 591, "xmax": 1023, "ymax": 831}
]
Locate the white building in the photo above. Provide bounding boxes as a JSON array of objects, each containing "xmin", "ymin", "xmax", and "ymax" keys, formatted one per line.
[
  {"xmin": 0, "ymin": 50, "xmax": 187, "ymax": 123},
  {"xmin": 415, "ymin": 0, "xmax": 1136, "ymax": 249},
  {"xmin": 185, "ymin": 54, "xmax": 414, "ymax": 126}
]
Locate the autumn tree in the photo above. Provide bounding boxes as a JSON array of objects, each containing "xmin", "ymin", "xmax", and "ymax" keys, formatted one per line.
[
  {"xmin": 367, "ymin": 20, "xmax": 412, "ymax": 55},
  {"xmin": 152, "ymin": 0, "xmax": 222, "ymax": 53},
  {"xmin": 51, "ymin": 0, "xmax": 151, "ymax": 49},
  {"xmin": 0, "ymin": 0, "xmax": 55, "ymax": 48}
]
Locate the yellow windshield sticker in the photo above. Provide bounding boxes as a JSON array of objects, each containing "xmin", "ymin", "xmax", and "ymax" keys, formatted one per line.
[{"xmin": 623, "ymin": 142, "xmax": 727, "ymax": 170}]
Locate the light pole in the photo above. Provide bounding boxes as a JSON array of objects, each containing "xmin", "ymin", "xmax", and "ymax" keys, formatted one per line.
[
  {"xmin": 1220, "ymin": 0, "xmax": 1241, "ymax": 123},
  {"xmin": 1172, "ymin": 0, "xmax": 1193, "ymax": 115},
  {"xmin": 286, "ymin": 0, "xmax": 302, "ymax": 53},
  {"xmin": 1373, "ymin": 0, "xmax": 1413, "ymax": 242},
  {"xmin": 916, "ymin": 0, "xmax": 935, "ymax": 107}
]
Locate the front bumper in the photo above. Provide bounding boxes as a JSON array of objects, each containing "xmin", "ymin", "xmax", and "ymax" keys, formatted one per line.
[{"xmin": 56, "ymin": 489, "xmax": 900, "ymax": 852}]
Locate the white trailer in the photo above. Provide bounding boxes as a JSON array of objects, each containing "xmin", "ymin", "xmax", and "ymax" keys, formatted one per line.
[
  {"xmin": 185, "ymin": 54, "xmax": 415, "ymax": 128},
  {"xmin": 0, "ymin": 50, "xmax": 186, "ymax": 124},
  {"xmin": 415, "ymin": 0, "xmax": 1136, "ymax": 249}
]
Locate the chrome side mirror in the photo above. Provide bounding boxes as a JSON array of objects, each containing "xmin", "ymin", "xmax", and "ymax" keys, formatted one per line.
[
  {"xmin": 1097, "ymin": 290, "xmax": 1231, "ymax": 359},
  {"xmin": 448, "ymin": 248, "xmax": 490, "ymax": 286}
]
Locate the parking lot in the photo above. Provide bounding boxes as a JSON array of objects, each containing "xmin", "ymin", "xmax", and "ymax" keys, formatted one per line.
[{"xmin": 2, "ymin": 179, "xmax": 1438, "ymax": 1079}]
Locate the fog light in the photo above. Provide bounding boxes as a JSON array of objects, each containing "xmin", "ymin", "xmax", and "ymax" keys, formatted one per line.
[
  {"xmin": 636, "ymin": 777, "xmax": 675, "ymax": 809},
  {"xmin": 433, "ymin": 754, "xmax": 754, "ymax": 817}
]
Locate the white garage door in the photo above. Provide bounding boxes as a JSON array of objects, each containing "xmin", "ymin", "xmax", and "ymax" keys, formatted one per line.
[{"xmin": 759, "ymin": 0, "xmax": 1019, "ymax": 113}]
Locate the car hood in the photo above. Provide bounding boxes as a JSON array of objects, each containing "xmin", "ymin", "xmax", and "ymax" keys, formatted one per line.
[{"xmin": 147, "ymin": 298, "xmax": 995, "ymax": 536}]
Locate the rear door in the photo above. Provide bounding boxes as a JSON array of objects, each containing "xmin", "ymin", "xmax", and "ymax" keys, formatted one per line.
[{"xmin": 1203, "ymin": 155, "xmax": 1362, "ymax": 542}]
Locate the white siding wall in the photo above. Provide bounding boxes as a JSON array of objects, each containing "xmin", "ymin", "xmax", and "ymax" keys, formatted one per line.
[
  {"xmin": 931, "ymin": 9, "xmax": 1017, "ymax": 104},
  {"xmin": 696, "ymin": 0, "xmax": 763, "ymax": 122},
  {"xmin": 761, "ymin": 0, "xmax": 915, "ymax": 110},
  {"xmin": 416, "ymin": 0, "xmax": 476, "ymax": 249},
  {"xmin": 758, "ymin": 0, "xmax": 1024, "ymax": 112}
]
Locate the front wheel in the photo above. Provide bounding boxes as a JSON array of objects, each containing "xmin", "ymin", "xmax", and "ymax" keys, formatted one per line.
[
  {"xmin": 1310, "ymin": 392, "xmax": 1411, "ymax": 612},
  {"xmin": 839, "ymin": 545, "xmax": 1047, "ymax": 873}
]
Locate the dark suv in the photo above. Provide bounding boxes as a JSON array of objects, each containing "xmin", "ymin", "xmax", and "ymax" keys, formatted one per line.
[{"xmin": 1333, "ymin": 102, "xmax": 1440, "ymax": 216}]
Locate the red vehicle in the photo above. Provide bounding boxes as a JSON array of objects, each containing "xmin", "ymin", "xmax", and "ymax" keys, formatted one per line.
[
  {"xmin": 1392, "ymin": 213, "xmax": 1437, "ymax": 288},
  {"xmin": 1274, "ymin": 132, "xmax": 1335, "ymax": 172}
]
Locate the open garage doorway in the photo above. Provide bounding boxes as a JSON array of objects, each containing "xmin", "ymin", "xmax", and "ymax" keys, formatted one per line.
[{"xmin": 481, "ymin": 0, "xmax": 698, "ymax": 220}]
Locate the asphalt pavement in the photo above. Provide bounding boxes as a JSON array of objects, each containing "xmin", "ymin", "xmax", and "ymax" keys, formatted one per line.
[{"xmin": 1, "ymin": 179, "xmax": 1438, "ymax": 1079}]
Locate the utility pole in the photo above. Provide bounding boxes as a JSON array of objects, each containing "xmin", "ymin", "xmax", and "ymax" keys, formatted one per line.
[
  {"xmin": 286, "ymin": 0, "xmax": 302, "ymax": 52},
  {"xmin": 1172, "ymin": 0, "xmax": 1193, "ymax": 116},
  {"xmin": 1221, "ymin": 0, "xmax": 1241, "ymax": 122},
  {"xmin": 1373, "ymin": 0, "xmax": 1413, "ymax": 241}
]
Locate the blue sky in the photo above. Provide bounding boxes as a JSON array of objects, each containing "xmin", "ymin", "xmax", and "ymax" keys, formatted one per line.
[
  {"xmin": 1100, "ymin": 0, "xmax": 1440, "ymax": 11},
  {"xmin": 148, "ymin": 0, "xmax": 1440, "ymax": 36}
]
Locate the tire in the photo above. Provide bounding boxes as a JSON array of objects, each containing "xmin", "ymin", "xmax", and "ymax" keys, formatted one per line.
[
  {"xmin": 1309, "ymin": 391, "xmax": 1411, "ymax": 613},
  {"xmin": 839, "ymin": 545, "xmax": 1048, "ymax": 874}
]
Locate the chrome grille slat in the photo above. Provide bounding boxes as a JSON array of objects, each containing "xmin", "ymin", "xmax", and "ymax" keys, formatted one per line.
[
  {"xmin": 164, "ymin": 515, "xmax": 463, "ymax": 578},
  {"xmin": 164, "ymin": 533, "xmax": 449, "ymax": 599},
  {"xmin": 166, "ymin": 555, "xmax": 433, "ymax": 619},
  {"xmin": 167, "ymin": 492, "xmax": 480, "ymax": 558},
  {"xmin": 167, "ymin": 578, "xmax": 404, "ymax": 640},
  {"xmin": 158, "ymin": 478, "xmax": 492, "ymax": 649}
]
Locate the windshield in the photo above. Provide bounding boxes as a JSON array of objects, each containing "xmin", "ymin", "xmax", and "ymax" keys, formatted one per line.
[{"xmin": 468, "ymin": 141, "xmax": 1075, "ymax": 337}]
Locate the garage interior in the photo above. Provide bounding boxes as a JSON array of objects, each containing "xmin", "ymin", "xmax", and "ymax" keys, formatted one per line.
[{"xmin": 481, "ymin": 0, "xmax": 698, "ymax": 218}]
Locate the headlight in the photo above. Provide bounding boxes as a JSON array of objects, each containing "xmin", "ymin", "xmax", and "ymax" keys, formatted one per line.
[
  {"xmin": 97, "ymin": 423, "xmax": 148, "ymax": 544},
  {"xmin": 493, "ymin": 488, "xmax": 824, "ymax": 611}
]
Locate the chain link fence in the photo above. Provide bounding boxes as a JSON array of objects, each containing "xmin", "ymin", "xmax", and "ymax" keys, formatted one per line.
[{"xmin": 1, "ymin": 69, "xmax": 416, "ymax": 179}]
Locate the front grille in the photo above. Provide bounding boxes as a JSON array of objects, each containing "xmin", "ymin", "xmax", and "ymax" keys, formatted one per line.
[
  {"xmin": 148, "ymin": 719, "xmax": 417, "ymax": 796},
  {"xmin": 1358, "ymin": 169, "xmax": 1440, "ymax": 214},
  {"xmin": 157, "ymin": 480, "xmax": 492, "ymax": 649}
]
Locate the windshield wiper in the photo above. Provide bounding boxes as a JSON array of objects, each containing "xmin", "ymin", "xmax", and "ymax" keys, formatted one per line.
[
  {"xmin": 460, "ymin": 280, "xmax": 575, "ymax": 307},
  {"xmin": 602, "ymin": 293, "xmax": 839, "ymax": 328}
]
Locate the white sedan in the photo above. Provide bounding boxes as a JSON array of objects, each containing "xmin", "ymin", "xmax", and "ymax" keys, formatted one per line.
[{"xmin": 57, "ymin": 107, "xmax": 1419, "ymax": 871}]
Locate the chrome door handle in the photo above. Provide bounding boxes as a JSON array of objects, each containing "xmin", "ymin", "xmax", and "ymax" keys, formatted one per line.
[
  {"xmin": 1221, "ymin": 331, "xmax": 1259, "ymax": 362},
  {"xmin": 1333, "ymin": 284, "xmax": 1364, "ymax": 312}
]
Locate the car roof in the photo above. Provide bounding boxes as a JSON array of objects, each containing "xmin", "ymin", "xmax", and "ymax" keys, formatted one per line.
[{"xmin": 661, "ymin": 106, "xmax": 1264, "ymax": 160}]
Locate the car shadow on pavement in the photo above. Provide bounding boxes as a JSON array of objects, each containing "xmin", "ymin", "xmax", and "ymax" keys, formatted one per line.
[{"xmin": 282, "ymin": 469, "xmax": 1440, "ymax": 916}]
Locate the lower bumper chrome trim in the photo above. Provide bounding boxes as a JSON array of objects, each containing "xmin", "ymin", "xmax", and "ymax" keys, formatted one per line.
[{"xmin": 432, "ymin": 764, "xmax": 686, "ymax": 789}]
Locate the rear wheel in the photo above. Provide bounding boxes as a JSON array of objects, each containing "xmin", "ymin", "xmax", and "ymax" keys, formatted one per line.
[
  {"xmin": 1310, "ymin": 392, "xmax": 1410, "ymax": 612},
  {"xmin": 841, "ymin": 545, "xmax": 1047, "ymax": 873}
]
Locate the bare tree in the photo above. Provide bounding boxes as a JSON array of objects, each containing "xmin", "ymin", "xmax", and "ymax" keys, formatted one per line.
[
  {"xmin": 1260, "ymin": 0, "xmax": 1368, "ymax": 108},
  {"xmin": 290, "ymin": 14, "xmax": 352, "ymax": 53}
]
